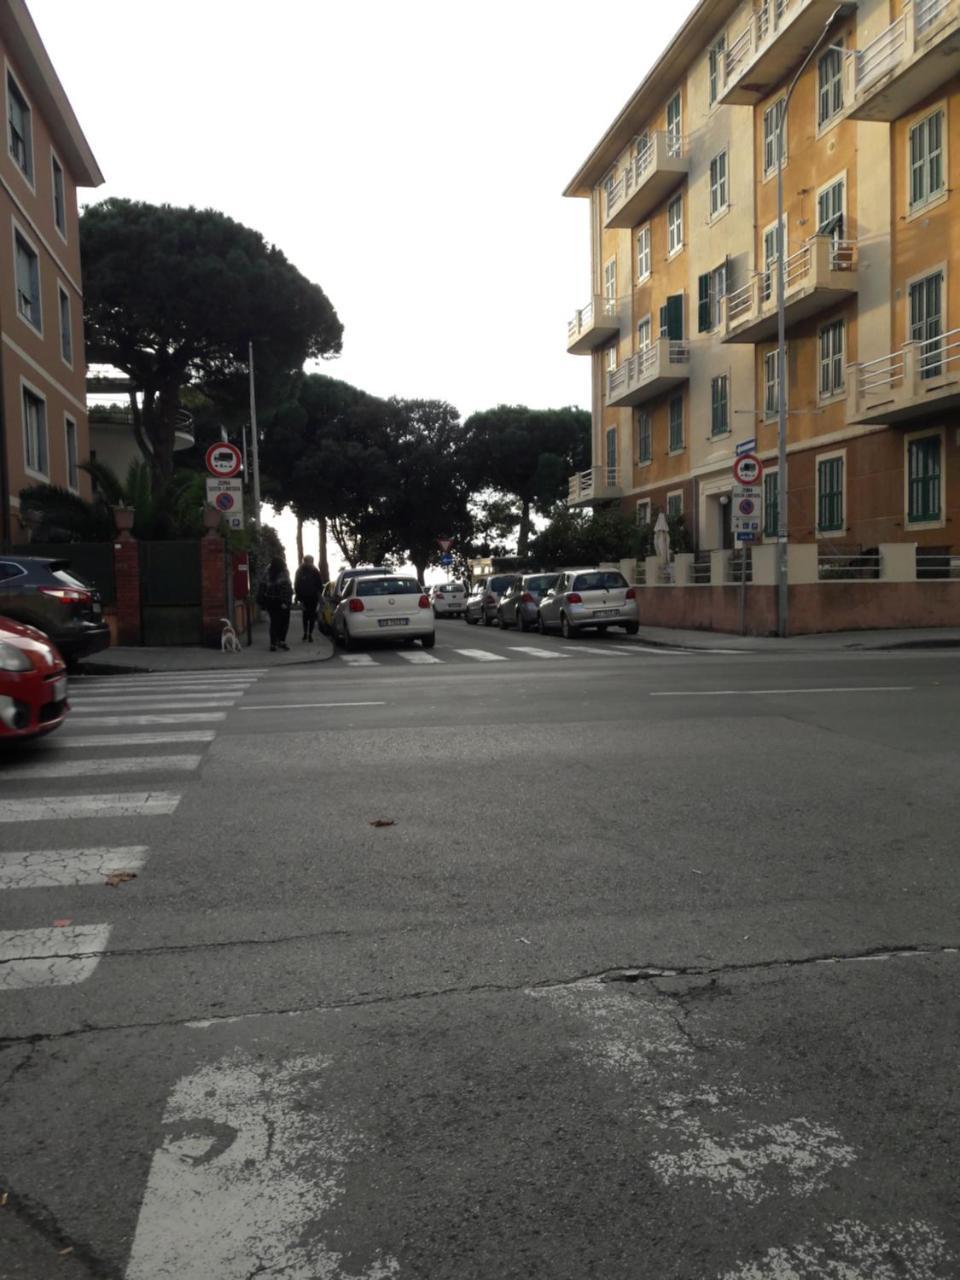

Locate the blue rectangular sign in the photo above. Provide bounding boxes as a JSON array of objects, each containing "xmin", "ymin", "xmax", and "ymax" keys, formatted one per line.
[{"xmin": 735, "ymin": 438, "xmax": 757, "ymax": 456}]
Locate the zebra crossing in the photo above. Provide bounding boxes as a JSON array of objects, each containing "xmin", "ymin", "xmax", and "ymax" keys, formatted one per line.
[
  {"xmin": 335, "ymin": 641, "xmax": 694, "ymax": 668},
  {"xmin": 0, "ymin": 669, "xmax": 262, "ymax": 992}
]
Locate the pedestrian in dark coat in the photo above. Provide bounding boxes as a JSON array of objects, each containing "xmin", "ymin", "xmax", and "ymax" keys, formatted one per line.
[
  {"xmin": 294, "ymin": 555, "xmax": 324, "ymax": 642},
  {"xmin": 257, "ymin": 557, "xmax": 293, "ymax": 651}
]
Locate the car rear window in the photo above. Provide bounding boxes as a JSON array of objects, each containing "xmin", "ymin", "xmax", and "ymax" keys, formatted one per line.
[
  {"xmin": 358, "ymin": 578, "xmax": 421, "ymax": 597},
  {"xmin": 489, "ymin": 575, "xmax": 515, "ymax": 593},
  {"xmin": 526, "ymin": 575, "xmax": 558, "ymax": 593},
  {"xmin": 572, "ymin": 572, "xmax": 627, "ymax": 591},
  {"xmin": 0, "ymin": 561, "xmax": 25, "ymax": 582},
  {"xmin": 53, "ymin": 568, "xmax": 92, "ymax": 590}
]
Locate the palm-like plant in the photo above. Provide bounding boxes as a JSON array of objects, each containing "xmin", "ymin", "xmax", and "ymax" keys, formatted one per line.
[{"xmin": 81, "ymin": 458, "xmax": 207, "ymax": 539}]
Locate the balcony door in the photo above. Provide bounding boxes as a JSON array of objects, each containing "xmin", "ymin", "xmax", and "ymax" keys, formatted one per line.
[
  {"xmin": 762, "ymin": 221, "xmax": 784, "ymax": 303},
  {"xmin": 817, "ymin": 179, "xmax": 844, "ymax": 258},
  {"xmin": 605, "ymin": 427, "xmax": 617, "ymax": 486},
  {"xmin": 910, "ymin": 272, "xmax": 944, "ymax": 379},
  {"xmin": 666, "ymin": 92, "xmax": 681, "ymax": 157}
]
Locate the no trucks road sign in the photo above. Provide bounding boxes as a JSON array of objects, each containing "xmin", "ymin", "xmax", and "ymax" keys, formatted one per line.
[{"xmin": 732, "ymin": 453, "xmax": 763, "ymax": 486}]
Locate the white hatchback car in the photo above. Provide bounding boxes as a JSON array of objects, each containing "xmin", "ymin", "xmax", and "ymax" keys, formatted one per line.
[
  {"xmin": 430, "ymin": 582, "xmax": 467, "ymax": 617},
  {"xmin": 333, "ymin": 574, "xmax": 436, "ymax": 650},
  {"xmin": 538, "ymin": 569, "xmax": 639, "ymax": 638}
]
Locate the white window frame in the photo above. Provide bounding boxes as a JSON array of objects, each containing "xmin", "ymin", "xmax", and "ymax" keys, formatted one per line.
[
  {"xmin": 5, "ymin": 62, "xmax": 34, "ymax": 191},
  {"xmin": 815, "ymin": 448, "xmax": 847, "ymax": 538},
  {"xmin": 667, "ymin": 395, "xmax": 684, "ymax": 454},
  {"xmin": 667, "ymin": 192, "xmax": 683, "ymax": 256},
  {"xmin": 709, "ymin": 150, "xmax": 728, "ymax": 218},
  {"xmin": 57, "ymin": 281, "xmax": 73, "ymax": 368},
  {"xmin": 903, "ymin": 426, "xmax": 946, "ymax": 531},
  {"xmin": 636, "ymin": 498, "xmax": 652, "ymax": 527},
  {"xmin": 636, "ymin": 224, "xmax": 651, "ymax": 282},
  {"xmin": 12, "ymin": 219, "xmax": 42, "ymax": 336},
  {"xmin": 21, "ymin": 378, "xmax": 48, "ymax": 480},
  {"xmin": 762, "ymin": 97, "xmax": 786, "ymax": 179},
  {"xmin": 637, "ymin": 314, "xmax": 652, "ymax": 351},
  {"xmin": 666, "ymin": 490, "xmax": 684, "ymax": 519},
  {"xmin": 818, "ymin": 318, "xmax": 845, "ymax": 400},
  {"xmin": 763, "ymin": 347, "xmax": 783, "ymax": 420},
  {"xmin": 64, "ymin": 413, "xmax": 79, "ymax": 492},
  {"xmin": 906, "ymin": 263, "xmax": 947, "ymax": 373},
  {"xmin": 604, "ymin": 343, "xmax": 618, "ymax": 374},
  {"xmin": 708, "ymin": 36, "xmax": 726, "ymax": 108},
  {"xmin": 817, "ymin": 43, "xmax": 844, "ymax": 131},
  {"xmin": 710, "ymin": 373, "xmax": 730, "ymax": 436},
  {"xmin": 762, "ymin": 466, "xmax": 780, "ymax": 543},
  {"xmin": 666, "ymin": 90, "xmax": 682, "ymax": 157},
  {"xmin": 51, "ymin": 149, "xmax": 67, "ymax": 242},
  {"xmin": 603, "ymin": 256, "xmax": 617, "ymax": 302},
  {"xmin": 908, "ymin": 105, "xmax": 947, "ymax": 215},
  {"xmin": 761, "ymin": 217, "xmax": 786, "ymax": 303}
]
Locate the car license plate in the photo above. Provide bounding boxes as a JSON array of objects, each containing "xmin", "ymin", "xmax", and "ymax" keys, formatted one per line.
[
  {"xmin": 92, "ymin": 602, "xmax": 102, "ymax": 615},
  {"xmin": 594, "ymin": 609, "xmax": 620, "ymax": 618},
  {"xmin": 51, "ymin": 676, "xmax": 68, "ymax": 701},
  {"xmin": 378, "ymin": 617, "xmax": 408, "ymax": 627}
]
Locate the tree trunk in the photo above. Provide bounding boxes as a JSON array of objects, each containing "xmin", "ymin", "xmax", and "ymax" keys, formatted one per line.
[
  {"xmin": 517, "ymin": 497, "xmax": 532, "ymax": 560},
  {"xmin": 142, "ymin": 383, "xmax": 180, "ymax": 486},
  {"xmin": 318, "ymin": 516, "xmax": 330, "ymax": 583},
  {"xmin": 413, "ymin": 560, "xmax": 428, "ymax": 585},
  {"xmin": 296, "ymin": 515, "xmax": 304, "ymax": 565}
]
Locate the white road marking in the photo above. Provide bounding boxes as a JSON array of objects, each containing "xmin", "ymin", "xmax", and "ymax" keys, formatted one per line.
[
  {"xmin": 59, "ymin": 731, "xmax": 217, "ymax": 748},
  {"xmin": 70, "ymin": 685, "xmax": 252, "ymax": 699},
  {"xmin": 560, "ymin": 645, "xmax": 622, "ymax": 657},
  {"xmin": 0, "ymin": 792, "xmax": 181, "ymax": 822},
  {"xmin": 508, "ymin": 646, "xmax": 564, "ymax": 659},
  {"xmin": 75, "ymin": 713, "xmax": 227, "ymax": 726},
  {"xmin": 72, "ymin": 699, "xmax": 237, "ymax": 713},
  {"xmin": 452, "ymin": 649, "xmax": 507, "ymax": 662},
  {"xmin": 0, "ymin": 845, "xmax": 148, "ymax": 889},
  {"xmin": 238, "ymin": 702, "xmax": 386, "ymax": 711},
  {"xmin": 395, "ymin": 649, "xmax": 444, "ymax": 664},
  {"xmin": 125, "ymin": 1051, "xmax": 400, "ymax": 1280},
  {"xmin": 650, "ymin": 686, "xmax": 915, "ymax": 697},
  {"xmin": 339, "ymin": 654, "xmax": 377, "ymax": 666},
  {"xmin": 0, "ymin": 924, "xmax": 111, "ymax": 989},
  {"xmin": 75, "ymin": 675, "xmax": 259, "ymax": 686},
  {"xmin": 2, "ymin": 755, "xmax": 202, "ymax": 779},
  {"xmin": 70, "ymin": 694, "xmax": 239, "ymax": 707}
]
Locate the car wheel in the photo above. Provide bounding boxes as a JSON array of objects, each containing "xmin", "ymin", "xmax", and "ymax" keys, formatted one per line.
[
  {"xmin": 624, "ymin": 622, "xmax": 640, "ymax": 636},
  {"xmin": 561, "ymin": 613, "xmax": 576, "ymax": 639},
  {"xmin": 497, "ymin": 611, "xmax": 508, "ymax": 629},
  {"xmin": 421, "ymin": 632, "xmax": 436, "ymax": 649},
  {"xmin": 597, "ymin": 625, "xmax": 608, "ymax": 636},
  {"xmin": 466, "ymin": 611, "xmax": 477, "ymax": 625}
]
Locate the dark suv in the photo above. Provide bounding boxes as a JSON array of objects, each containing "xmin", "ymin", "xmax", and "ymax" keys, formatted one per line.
[{"xmin": 0, "ymin": 556, "xmax": 110, "ymax": 664}]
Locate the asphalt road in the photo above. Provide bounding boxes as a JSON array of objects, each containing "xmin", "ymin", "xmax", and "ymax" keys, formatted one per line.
[{"xmin": 1, "ymin": 619, "xmax": 959, "ymax": 1279}]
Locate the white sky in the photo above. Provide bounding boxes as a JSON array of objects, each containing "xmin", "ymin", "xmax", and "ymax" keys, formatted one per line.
[{"xmin": 29, "ymin": 0, "xmax": 697, "ymax": 572}]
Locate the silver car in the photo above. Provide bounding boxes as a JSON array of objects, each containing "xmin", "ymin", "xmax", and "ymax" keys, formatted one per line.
[
  {"xmin": 538, "ymin": 569, "xmax": 639, "ymax": 638},
  {"xmin": 497, "ymin": 573, "xmax": 560, "ymax": 632},
  {"xmin": 464, "ymin": 573, "xmax": 516, "ymax": 626}
]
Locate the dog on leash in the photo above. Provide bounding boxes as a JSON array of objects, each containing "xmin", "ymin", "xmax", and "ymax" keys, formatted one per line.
[{"xmin": 220, "ymin": 618, "xmax": 241, "ymax": 654}]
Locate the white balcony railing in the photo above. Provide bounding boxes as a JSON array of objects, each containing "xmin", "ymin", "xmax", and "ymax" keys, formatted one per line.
[
  {"xmin": 567, "ymin": 465, "xmax": 619, "ymax": 504},
  {"xmin": 852, "ymin": 0, "xmax": 959, "ymax": 103},
  {"xmin": 856, "ymin": 327, "xmax": 960, "ymax": 396},
  {"xmin": 725, "ymin": 0, "xmax": 803, "ymax": 86},
  {"xmin": 604, "ymin": 131, "xmax": 686, "ymax": 227},
  {"xmin": 725, "ymin": 235, "xmax": 857, "ymax": 334},
  {"xmin": 567, "ymin": 296, "xmax": 618, "ymax": 344},
  {"xmin": 849, "ymin": 327, "xmax": 960, "ymax": 422},
  {"xmin": 607, "ymin": 340, "xmax": 689, "ymax": 404}
]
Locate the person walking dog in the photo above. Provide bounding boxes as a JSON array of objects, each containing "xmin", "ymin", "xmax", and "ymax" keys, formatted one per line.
[
  {"xmin": 294, "ymin": 555, "xmax": 324, "ymax": 643},
  {"xmin": 257, "ymin": 557, "xmax": 293, "ymax": 651}
]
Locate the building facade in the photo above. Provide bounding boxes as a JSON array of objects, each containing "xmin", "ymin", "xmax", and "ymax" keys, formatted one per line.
[
  {"xmin": 0, "ymin": 0, "xmax": 102, "ymax": 544},
  {"xmin": 566, "ymin": 0, "xmax": 960, "ymax": 559}
]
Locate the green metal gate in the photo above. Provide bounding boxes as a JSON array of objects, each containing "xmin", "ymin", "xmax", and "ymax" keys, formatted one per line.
[{"xmin": 139, "ymin": 540, "xmax": 201, "ymax": 645}]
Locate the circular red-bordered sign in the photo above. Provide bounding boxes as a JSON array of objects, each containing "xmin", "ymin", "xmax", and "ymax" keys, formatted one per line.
[
  {"xmin": 205, "ymin": 443, "xmax": 242, "ymax": 479},
  {"xmin": 738, "ymin": 497, "xmax": 756, "ymax": 516},
  {"xmin": 733, "ymin": 453, "xmax": 763, "ymax": 485}
]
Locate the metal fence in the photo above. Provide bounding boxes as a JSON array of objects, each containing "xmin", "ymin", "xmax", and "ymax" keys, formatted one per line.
[{"xmin": 139, "ymin": 540, "xmax": 202, "ymax": 644}]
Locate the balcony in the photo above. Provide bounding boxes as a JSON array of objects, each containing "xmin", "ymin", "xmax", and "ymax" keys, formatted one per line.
[
  {"xmin": 722, "ymin": 235, "xmax": 858, "ymax": 344},
  {"xmin": 719, "ymin": 0, "xmax": 847, "ymax": 105},
  {"xmin": 566, "ymin": 295, "xmax": 620, "ymax": 354},
  {"xmin": 87, "ymin": 404, "xmax": 196, "ymax": 452},
  {"xmin": 845, "ymin": 0, "xmax": 960, "ymax": 121},
  {"xmin": 603, "ymin": 132, "xmax": 688, "ymax": 230},
  {"xmin": 848, "ymin": 328, "xmax": 960, "ymax": 424},
  {"xmin": 606, "ymin": 338, "xmax": 690, "ymax": 408},
  {"xmin": 567, "ymin": 465, "xmax": 621, "ymax": 507}
]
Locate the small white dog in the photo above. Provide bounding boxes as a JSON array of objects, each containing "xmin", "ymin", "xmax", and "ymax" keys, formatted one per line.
[{"xmin": 220, "ymin": 617, "xmax": 241, "ymax": 654}]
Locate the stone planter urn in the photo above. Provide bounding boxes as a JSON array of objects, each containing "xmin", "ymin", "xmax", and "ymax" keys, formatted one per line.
[
  {"xmin": 202, "ymin": 506, "xmax": 223, "ymax": 533},
  {"xmin": 113, "ymin": 506, "xmax": 135, "ymax": 535}
]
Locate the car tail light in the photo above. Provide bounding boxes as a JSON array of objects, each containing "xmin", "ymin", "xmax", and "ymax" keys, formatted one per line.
[
  {"xmin": 418, "ymin": 595, "xmax": 431, "ymax": 608},
  {"xmin": 521, "ymin": 592, "xmax": 534, "ymax": 604},
  {"xmin": 485, "ymin": 594, "xmax": 495, "ymax": 604},
  {"xmin": 625, "ymin": 587, "xmax": 636, "ymax": 599},
  {"xmin": 435, "ymin": 593, "xmax": 444, "ymax": 600},
  {"xmin": 39, "ymin": 587, "xmax": 92, "ymax": 604},
  {"xmin": 566, "ymin": 592, "xmax": 583, "ymax": 605},
  {"xmin": 348, "ymin": 598, "xmax": 365, "ymax": 613}
]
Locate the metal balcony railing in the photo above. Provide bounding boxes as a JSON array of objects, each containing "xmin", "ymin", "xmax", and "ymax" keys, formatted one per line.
[
  {"xmin": 567, "ymin": 296, "xmax": 618, "ymax": 343},
  {"xmin": 725, "ymin": 0, "xmax": 804, "ymax": 87},
  {"xmin": 854, "ymin": 327, "xmax": 960, "ymax": 397},
  {"xmin": 854, "ymin": 0, "xmax": 957, "ymax": 92},
  {"xmin": 604, "ymin": 131, "xmax": 686, "ymax": 225}
]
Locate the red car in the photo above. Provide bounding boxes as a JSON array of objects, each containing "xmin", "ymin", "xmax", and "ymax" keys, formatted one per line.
[{"xmin": 0, "ymin": 616, "xmax": 69, "ymax": 740}]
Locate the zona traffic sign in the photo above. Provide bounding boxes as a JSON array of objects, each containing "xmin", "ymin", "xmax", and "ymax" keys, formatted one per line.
[
  {"xmin": 732, "ymin": 452, "xmax": 763, "ymax": 485},
  {"xmin": 205, "ymin": 442, "xmax": 243, "ymax": 479}
]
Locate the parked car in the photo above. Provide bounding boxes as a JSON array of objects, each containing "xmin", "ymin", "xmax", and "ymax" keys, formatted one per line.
[
  {"xmin": 0, "ymin": 616, "xmax": 69, "ymax": 740},
  {"xmin": 333, "ymin": 574, "xmax": 436, "ymax": 650},
  {"xmin": 463, "ymin": 574, "xmax": 517, "ymax": 626},
  {"xmin": 538, "ymin": 569, "xmax": 639, "ymax": 638},
  {"xmin": 497, "ymin": 573, "xmax": 560, "ymax": 631},
  {"xmin": 430, "ymin": 582, "xmax": 467, "ymax": 617},
  {"xmin": 0, "ymin": 556, "xmax": 110, "ymax": 665},
  {"xmin": 331, "ymin": 565, "xmax": 392, "ymax": 605}
]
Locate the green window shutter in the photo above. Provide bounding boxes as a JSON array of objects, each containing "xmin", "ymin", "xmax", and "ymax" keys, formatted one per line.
[
  {"xmin": 908, "ymin": 436, "xmax": 941, "ymax": 522},
  {"xmin": 817, "ymin": 458, "xmax": 844, "ymax": 531},
  {"xmin": 764, "ymin": 472, "xmax": 779, "ymax": 537},
  {"xmin": 666, "ymin": 294, "xmax": 684, "ymax": 341},
  {"xmin": 698, "ymin": 274, "xmax": 711, "ymax": 333}
]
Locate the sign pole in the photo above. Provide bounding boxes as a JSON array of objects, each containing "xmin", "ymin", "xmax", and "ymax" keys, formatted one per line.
[
  {"xmin": 248, "ymin": 341, "xmax": 262, "ymax": 530},
  {"xmin": 739, "ymin": 538, "xmax": 747, "ymax": 636}
]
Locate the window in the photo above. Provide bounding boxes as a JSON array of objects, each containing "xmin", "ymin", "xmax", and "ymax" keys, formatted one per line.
[
  {"xmin": 666, "ymin": 91, "xmax": 682, "ymax": 156},
  {"xmin": 818, "ymin": 319, "xmax": 844, "ymax": 397},
  {"xmin": 909, "ymin": 110, "xmax": 944, "ymax": 210},
  {"xmin": 817, "ymin": 178, "xmax": 845, "ymax": 258},
  {"xmin": 636, "ymin": 225, "xmax": 651, "ymax": 281},
  {"xmin": 910, "ymin": 271, "xmax": 944, "ymax": 379},
  {"xmin": 636, "ymin": 410, "xmax": 652, "ymax": 463},
  {"xmin": 763, "ymin": 98, "xmax": 786, "ymax": 176},
  {"xmin": 58, "ymin": 286, "xmax": 72, "ymax": 364},
  {"xmin": 698, "ymin": 264, "xmax": 727, "ymax": 332},
  {"xmin": 817, "ymin": 45, "xmax": 843, "ymax": 128},
  {"xmin": 708, "ymin": 36, "xmax": 726, "ymax": 107},
  {"xmin": 52, "ymin": 155, "xmax": 66, "ymax": 236},
  {"xmin": 668, "ymin": 396, "xmax": 684, "ymax": 452},
  {"xmin": 659, "ymin": 293, "xmax": 684, "ymax": 340},
  {"xmin": 604, "ymin": 343, "xmax": 618, "ymax": 374},
  {"xmin": 605, "ymin": 427, "xmax": 617, "ymax": 480},
  {"xmin": 709, "ymin": 151, "xmax": 728, "ymax": 217},
  {"xmin": 763, "ymin": 470, "xmax": 780, "ymax": 537},
  {"xmin": 667, "ymin": 193, "xmax": 683, "ymax": 255},
  {"xmin": 603, "ymin": 257, "xmax": 617, "ymax": 302},
  {"xmin": 635, "ymin": 130, "xmax": 651, "ymax": 170},
  {"xmin": 761, "ymin": 221, "xmax": 783, "ymax": 302},
  {"xmin": 14, "ymin": 231, "xmax": 40, "ymax": 331},
  {"xmin": 65, "ymin": 415, "xmax": 79, "ymax": 491},
  {"xmin": 666, "ymin": 492, "xmax": 683, "ymax": 519},
  {"xmin": 7, "ymin": 72, "xmax": 32, "ymax": 182},
  {"xmin": 817, "ymin": 455, "xmax": 844, "ymax": 532},
  {"xmin": 711, "ymin": 375, "xmax": 729, "ymax": 436},
  {"xmin": 22, "ymin": 386, "xmax": 47, "ymax": 476},
  {"xmin": 907, "ymin": 434, "xmax": 942, "ymax": 523},
  {"xmin": 637, "ymin": 316, "xmax": 652, "ymax": 351},
  {"xmin": 764, "ymin": 348, "xmax": 782, "ymax": 419},
  {"xmin": 636, "ymin": 499, "xmax": 652, "ymax": 527}
]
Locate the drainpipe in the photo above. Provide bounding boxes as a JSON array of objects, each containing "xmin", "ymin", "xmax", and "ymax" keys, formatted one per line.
[{"xmin": 0, "ymin": 346, "xmax": 9, "ymax": 547}]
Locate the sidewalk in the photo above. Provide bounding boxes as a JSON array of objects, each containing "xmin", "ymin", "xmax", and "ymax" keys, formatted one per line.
[
  {"xmin": 633, "ymin": 625, "xmax": 960, "ymax": 652},
  {"xmin": 81, "ymin": 622, "xmax": 336, "ymax": 673}
]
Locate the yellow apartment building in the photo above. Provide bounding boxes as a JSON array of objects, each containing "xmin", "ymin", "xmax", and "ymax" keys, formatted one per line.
[
  {"xmin": 0, "ymin": 0, "xmax": 103, "ymax": 545},
  {"xmin": 566, "ymin": 0, "xmax": 960, "ymax": 559}
]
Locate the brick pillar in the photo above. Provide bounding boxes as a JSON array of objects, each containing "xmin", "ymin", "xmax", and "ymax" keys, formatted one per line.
[
  {"xmin": 113, "ymin": 534, "xmax": 141, "ymax": 645},
  {"xmin": 200, "ymin": 532, "xmax": 227, "ymax": 647}
]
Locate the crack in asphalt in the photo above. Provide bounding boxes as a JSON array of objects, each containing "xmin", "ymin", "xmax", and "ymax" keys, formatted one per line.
[
  {"xmin": 0, "ymin": 928, "xmax": 351, "ymax": 967},
  {"xmin": 0, "ymin": 1181, "xmax": 120, "ymax": 1279},
  {"xmin": 0, "ymin": 942, "xmax": 956, "ymax": 1054}
]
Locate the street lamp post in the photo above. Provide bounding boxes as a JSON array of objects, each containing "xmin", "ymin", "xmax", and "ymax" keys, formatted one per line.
[{"xmin": 775, "ymin": 5, "xmax": 845, "ymax": 637}]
